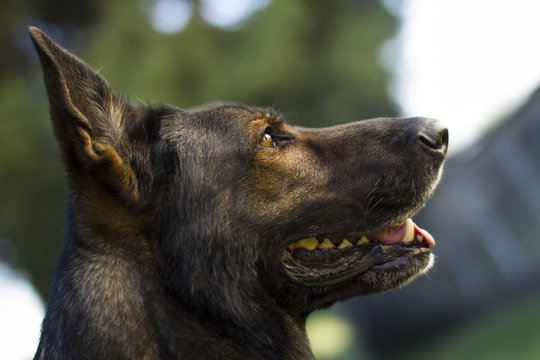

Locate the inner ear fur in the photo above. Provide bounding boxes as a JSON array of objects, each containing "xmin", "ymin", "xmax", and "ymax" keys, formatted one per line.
[{"xmin": 29, "ymin": 26, "xmax": 140, "ymax": 205}]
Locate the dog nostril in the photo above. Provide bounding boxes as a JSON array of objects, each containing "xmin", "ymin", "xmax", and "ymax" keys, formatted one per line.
[
  {"xmin": 441, "ymin": 128, "xmax": 449, "ymax": 149},
  {"xmin": 418, "ymin": 127, "xmax": 449, "ymax": 154}
]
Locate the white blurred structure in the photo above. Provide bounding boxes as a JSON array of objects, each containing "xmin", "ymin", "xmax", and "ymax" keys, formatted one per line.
[
  {"xmin": 0, "ymin": 263, "xmax": 44, "ymax": 360},
  {"xmin": 389, "ymin": 0, "xmax": 540, "ymax": 153}
]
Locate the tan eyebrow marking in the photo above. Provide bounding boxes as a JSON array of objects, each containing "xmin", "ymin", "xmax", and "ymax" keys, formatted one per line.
[{"xmin": 249, "ymin": 115, "xmax": 288, "ymax": 140}]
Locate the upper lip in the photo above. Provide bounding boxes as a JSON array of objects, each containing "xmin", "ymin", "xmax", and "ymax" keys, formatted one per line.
[{"xmin": 283, "ymin": 217, "xmax": 435, "ymax": 251}]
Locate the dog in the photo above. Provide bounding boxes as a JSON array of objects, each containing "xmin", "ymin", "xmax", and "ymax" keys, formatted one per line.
[{"xmin": 29, "ymin": 26, "xmax": 447, "ymax": 359}]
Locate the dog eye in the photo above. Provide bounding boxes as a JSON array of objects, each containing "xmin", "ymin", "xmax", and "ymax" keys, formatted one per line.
[{"xmin": 260, "ymin": 133, "xmax": 275, "ymax": 148}]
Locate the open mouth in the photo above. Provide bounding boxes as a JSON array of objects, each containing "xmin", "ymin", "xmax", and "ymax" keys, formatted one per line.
[{"xmin": 281, "ymin": 219, "xmax": 435, "ymax": 287}]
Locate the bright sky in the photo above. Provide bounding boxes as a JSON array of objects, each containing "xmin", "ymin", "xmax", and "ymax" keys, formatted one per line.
[{"xmin": 391, "ymin": 0, "xmax": 540, "ymax": 153}]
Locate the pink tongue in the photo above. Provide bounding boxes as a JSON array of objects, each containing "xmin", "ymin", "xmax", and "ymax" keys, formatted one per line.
[
  {"xmin": 367, "ymin": 220, "xmax": 436, "ymax": 247},
  {"xmin": 366, "ymin": 222, "xmax": 407, "ymax": 245},
  {"xmin": 414, "ymin": 223, "xmax": 436, "ymax": 247}
]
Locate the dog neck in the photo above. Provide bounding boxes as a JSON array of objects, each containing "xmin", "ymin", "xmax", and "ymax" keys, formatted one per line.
[{"xmin": 36, "ymin": 199, "xmax": 314, "ymax": 359}]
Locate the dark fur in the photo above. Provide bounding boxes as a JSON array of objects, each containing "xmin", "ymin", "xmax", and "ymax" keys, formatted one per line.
[{"xmin": 30, "ymin": 27, "xmax": 447, "ymax": 359}]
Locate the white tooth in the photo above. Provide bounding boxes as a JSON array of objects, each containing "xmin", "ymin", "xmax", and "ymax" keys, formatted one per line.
[
  {"xmin": 338, "ymin": 239, "xmax": 353, "ymax": 248},
  {"xmin": 289, "ymin": 237, "xmax": 319, "ymax": 250},
  {"xmin": 319, "ymin": 238, "xmax": 335, "ymax": 249},
  {"xmin": 401, "ymin": 218, "xmax": 415, "ymax": 243},
  {"xmin": 356, "ymin": 236, "xmax": 370, "ymax": 246}
]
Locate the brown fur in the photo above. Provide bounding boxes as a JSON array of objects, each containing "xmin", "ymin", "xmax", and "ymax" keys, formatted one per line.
[{"xmin": 30, "ymin": 26, "xmax": 447, "ymax": 359}]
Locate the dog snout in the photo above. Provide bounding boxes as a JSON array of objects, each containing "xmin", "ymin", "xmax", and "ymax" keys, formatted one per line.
[{"xmin": 413, "ymin": 118, "xmax": 448, "ymax": 156}]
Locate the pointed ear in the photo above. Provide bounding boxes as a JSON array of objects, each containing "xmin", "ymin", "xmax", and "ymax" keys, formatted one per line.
[{"xmin": 29, "ymin": 26, "xmax": 140, "ymax": 205}]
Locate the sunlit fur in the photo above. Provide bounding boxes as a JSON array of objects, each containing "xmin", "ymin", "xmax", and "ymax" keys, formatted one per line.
[{"xmin": 30, "ymin": 27, "xmax": 447, "ymax": 360}]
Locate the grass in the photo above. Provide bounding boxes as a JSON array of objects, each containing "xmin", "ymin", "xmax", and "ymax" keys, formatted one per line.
[{"xmin": 405, "ymin": 294, "xmax": 540, "ymax": 360}]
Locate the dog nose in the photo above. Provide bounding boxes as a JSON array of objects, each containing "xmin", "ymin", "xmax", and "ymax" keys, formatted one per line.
[{"xmin": 415, "ymin": 118, "xmax": 448, "ymax": 155}]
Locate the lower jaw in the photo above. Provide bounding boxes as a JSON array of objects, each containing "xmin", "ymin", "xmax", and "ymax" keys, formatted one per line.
[{"xmin": 281, "ymin": 243, "xmax": 432, "ymax": 288}]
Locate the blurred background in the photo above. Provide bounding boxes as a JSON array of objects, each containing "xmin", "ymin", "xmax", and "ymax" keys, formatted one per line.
[{"xmin": 1, "ymin": 0, "xmax": 539, "ymax": 359}]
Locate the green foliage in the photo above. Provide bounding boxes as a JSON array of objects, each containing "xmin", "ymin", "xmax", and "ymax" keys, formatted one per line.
[
  {"xmin": 405, "ymin": 294, "xmax": 540, "ymax": 360},
  {"xmin": 89, "ymin": 0, "xmax": 397, "ymax": 125},
  {"xmin": 0, "ymin": 0, "xmax": 398, "ymax": 297},
  {"xmin": 0, "ymin": 76, "xmax": 66, "ymax": 296}
]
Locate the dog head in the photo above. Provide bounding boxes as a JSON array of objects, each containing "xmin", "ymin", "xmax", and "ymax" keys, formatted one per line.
[{"xmin": 30, "ymin": 27, "xmax": 447, "ymax": 324}]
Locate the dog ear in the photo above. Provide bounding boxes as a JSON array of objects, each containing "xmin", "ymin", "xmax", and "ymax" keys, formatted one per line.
[{"xmin": 29, "ymin": 27, "xmax": 140, "ymax": 205}]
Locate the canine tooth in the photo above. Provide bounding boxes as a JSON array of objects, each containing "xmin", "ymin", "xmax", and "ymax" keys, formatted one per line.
[
  {"xmin": 401, "ymin": 218, "xmax": 415, "ymax": 243},
  {"xmin": 319, "ymin": 238, "xmax": 335, "ymax": 249},
  {"xmin": 338, "ymin": 239, "xmax": 353, "ymax": 249},
  {"xmin": 290, "ymin": 237, "xmax": 319, "ymax": 250},
  {"xmin": 356, "ymin": 236, "xmax": 370, "ymax": 246}
]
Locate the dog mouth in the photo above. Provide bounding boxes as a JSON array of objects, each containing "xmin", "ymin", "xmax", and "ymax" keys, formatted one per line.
[{"xmin": 281, "ymin": 219, "xmax": 435, "ymax": 287}]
